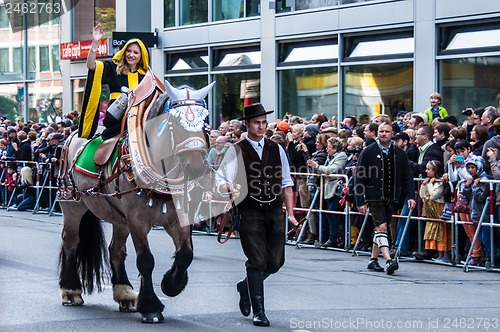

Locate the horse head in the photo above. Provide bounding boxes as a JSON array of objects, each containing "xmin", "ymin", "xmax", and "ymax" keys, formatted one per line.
[{"xmin": 152, "ymin": 81, "xmax": 215, "ymax": 181}]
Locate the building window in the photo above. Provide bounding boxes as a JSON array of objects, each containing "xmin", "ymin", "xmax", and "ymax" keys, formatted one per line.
[
  {"xmin": 164, "ymin": 0, "xmax": 175, "ymax": 27},
  {"xmin": 51, "ymin": 46, "xmax": 60, "ymax": 72},
  {"xmin": 0, "ymin": 49, "xmax": 8, "ymax": 72},
  {"xmin": 214, "ymin": 46, "xmax": 261, "ymax": 69},
  {"xmin": 279, "ymin": 67, "xmax": 338, "ymax": 120},
  {"xmin": 73, "ymin": 0, "xmax": 116, "ymax": 41},
  {"xmin": 181, "ymin": 0, "xmax": 208, "ymax": 25},
  {"xmin": 344, "ymin": 31, "xmax": 414, "ymax": 61},
  {"xmin": 213, "ymin": 72, "xmax": 260, "ymax": 123},
  {"xmin": 344, "ymin": 62, "xmax": 413, "ymax": 121},
  {"xmin": 40, "ymin": 46, "xmax": 50, "ymax": 72},
  {"xmin": 439, "ymin": 21, "xmax": 500, "ymax": 56},
  {"xmin": 440, "ymin": 58, "xmax": 500, "ymax": 119},
  {"xmin": 277, "ymin": 0, "xmax": 379, "ymax": 13},
  {"xmin": 13, "ymin": 47, "xmax": 22, "ymax": 73},
  {"xmin": 279, "ymin": 39, "xmax": 338, "ymax": 66},
  {"xmin": 167, "ymin": 50, "xmax": 209, "ymax": 73},
  {"xmin": 0, "ymin": 5, "xmax": 10, "ymax": 29},
  {"xmin": 278, "ymin": 38, "xmax": 339, "ymax": 119}
]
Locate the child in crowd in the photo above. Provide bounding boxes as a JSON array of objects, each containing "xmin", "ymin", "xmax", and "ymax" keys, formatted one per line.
[
  {"xmin": 419, "ymin": 160, "xmax": 451, "ymax": 263},
  {"xmin": 445, "ymin": 140, "xmax": 484, "ymax": 263},
  {"xmin": 462, "ymin": 156, "xmax": 491, "ymax": 266},
  {"xmin": 1, "ymin": 164, "xmax": 18, "ymax": 206}
]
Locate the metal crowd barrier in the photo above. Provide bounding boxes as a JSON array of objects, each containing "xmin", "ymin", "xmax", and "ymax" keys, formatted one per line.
[{"xmin": 0, "ymin": 160, "xmax": 60, "ymax": 216}]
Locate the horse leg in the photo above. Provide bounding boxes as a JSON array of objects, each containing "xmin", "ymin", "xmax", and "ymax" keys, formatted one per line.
[
  {"xmin": 59, "ymin": 203, "xmax": 106, "ymax": 306},
  {"xmin": 128, "ymin": 223, "xmax": 165, "ymax": 323},
  {"xmin": 109, "ymin": 223, "xmax": 138, "ymax": 312},
  {"xmin": 161, "ymin": 224, "xmax": 193, "ymax": 297}
]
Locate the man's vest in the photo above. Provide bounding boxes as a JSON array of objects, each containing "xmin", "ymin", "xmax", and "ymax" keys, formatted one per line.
[{"xmin": 236, "ymin": 138, "xmax": 283, "ymax": 210}]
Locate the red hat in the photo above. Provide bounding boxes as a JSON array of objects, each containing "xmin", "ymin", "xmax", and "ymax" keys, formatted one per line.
[{"xmin": 276, "ymin": 119, "xmax": 290, "ymax": 133}]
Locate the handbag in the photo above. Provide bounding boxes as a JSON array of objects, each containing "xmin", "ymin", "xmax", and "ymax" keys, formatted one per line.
[
  {"xmin": 440, "ymin": 202, "xmax": 452, "ymax": 220},
  {"xmin": 453, "ymin": 193, "xmax": 470, "ymax": 214}
]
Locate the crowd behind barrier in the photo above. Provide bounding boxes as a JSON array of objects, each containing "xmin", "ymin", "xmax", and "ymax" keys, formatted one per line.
[
  {"xmin": 191, "ymin": 171, "xmax": 500, "ymax": 273},
  {"xmin": 0, "ymin": 160, "xmax": 61, "ymax": 215}
]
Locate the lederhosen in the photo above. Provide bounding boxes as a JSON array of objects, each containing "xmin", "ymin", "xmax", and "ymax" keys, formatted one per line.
[{"xmin": 236, "ymin": 138, "xmax": 285, "ymax": 274}]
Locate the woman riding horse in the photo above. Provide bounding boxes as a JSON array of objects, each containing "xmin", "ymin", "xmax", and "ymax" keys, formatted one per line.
[{"xmin": 58, "ymin": 79, "xmax": 215, "ymax": 323}]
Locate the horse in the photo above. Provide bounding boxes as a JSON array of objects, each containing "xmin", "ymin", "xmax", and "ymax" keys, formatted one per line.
[{"xmin": 57, "ymin": 78, "xmax": 215, "ymax": 323}]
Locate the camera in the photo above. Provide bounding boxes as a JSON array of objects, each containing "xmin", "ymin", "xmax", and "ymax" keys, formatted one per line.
[
  {"xmin": 346, "ymin": 146, "xmax": 363, "ymax": 154},
  {"xmin": 461, "ymin": 108, "xmax": 473, "ymax": 116}
]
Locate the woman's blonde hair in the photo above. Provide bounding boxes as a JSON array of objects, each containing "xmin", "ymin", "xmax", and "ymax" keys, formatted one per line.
[{"xmin": 20, "ymin": 166, "xmax": 33, "ymax": 186}]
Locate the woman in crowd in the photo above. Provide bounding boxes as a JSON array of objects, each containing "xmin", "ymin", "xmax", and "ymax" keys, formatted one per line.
[{"xmin": 15, "ymin": 166, "xmax": 36, "ymax": 211}]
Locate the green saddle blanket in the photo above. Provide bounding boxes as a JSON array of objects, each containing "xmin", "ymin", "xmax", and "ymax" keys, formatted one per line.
[{"xmin": 74, "ymin": 136, "xmax": 119, "ymax": 178}]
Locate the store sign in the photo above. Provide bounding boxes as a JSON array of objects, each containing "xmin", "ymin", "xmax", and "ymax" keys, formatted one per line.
[
  {"xmin": 60, "ymin": 39, "xmax": 109, "ymax": 60},
  {"xmin": 112, "ymin": 32, "xmax": 157, "ymax": 49}
]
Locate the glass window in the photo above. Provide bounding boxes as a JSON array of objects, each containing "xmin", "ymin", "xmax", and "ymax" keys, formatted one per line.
[
  {"xmin": 279, "ymin": 39, "xmax": 338, "ymax": 65},
  {"xmin": 440, "ymin": 57, "xmax": 500, "ymax": 122},
  {"xmin": 344, "ymin": 32, "xmax": 414, "ymax": 61},
  {"xmin": 344, "ymin": 62, "xmax": 413, "ymax": 121},
  {"xmin": 29, "ymin": 81, "xmax": 63, "ymax": 123},
  {"xmin": 440, "ymin": 22, "xmax": 500, "ymax": 55},
  {"xmin": 213, "ymin": 72, "xmax": 260, "ymax": 124},
  {"xmin": 72, "ymin": 79, "xmax": 86, "ymax": 117},
  {"xmin": 214, "ymin": 47, "xmax": 261, "ymax": 69},
  {"xmin": 0, "ymin": 5, "xmax": 10, "ymax": 29},
  {"xmin": 40, "ymin": 46, "xmax": 50, "ymax": 72},
  {"xmin": 181, "ymin": 0, "xmax": 208, "ymax": 26},
  {"xmin": 279, "ymin": 67, "xmax": 338, "ymax": 120},
  {"xmin": 166, "ymin": 76, "xmax": 209, "ymax": 90},
  {"xmin": 28, "ymin": 47, "xmax": 36, "ymax": 75},
  {"xmin": 246, "ymin": 0, "xmax": 260, "ymax": 17},
  {"xmin": 277, "ymin": 0, "xmax": 339, "ymax": 12},
  {"xmin": 0, "ymin": 84, "xmax": 21, "ymax": 120},
  {"xmin": 0, "ymin": 48, "xmax": 8, "ymax": 72},
  {"xmin": 13, "ymin": 47, "xmax": 22, "ymax": 73},
  {"xmin": 74, "ymin": 0, "xmax": 116, "ymax": 40},
  {"xmin": 51, "ymin": 45, "xmax": 60, "ymax": 72},
  {"xmin": 214, "ymin": 0, "xmax": 244, "ymax": 21},
  {"xmin": 164, "ymin": 0, "xmax": 175, "ymax": 27},
  {"xmin": 167, "ymin": 50, "xmax": 209, "ymax": 72}
]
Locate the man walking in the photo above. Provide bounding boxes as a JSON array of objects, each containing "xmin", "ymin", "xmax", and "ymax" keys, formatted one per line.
[
  {"xmin": 354, "ymin": 123, "xmax": 416, "ymax": 275},
  {"xmin": 216, "ymin": 103, "xmax": 297, "ymax": 326}
]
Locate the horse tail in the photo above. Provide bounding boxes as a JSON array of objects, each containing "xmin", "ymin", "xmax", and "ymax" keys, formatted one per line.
[{"xmin": 74, "ymin": 210, "xmax": 109, "ymax": 294}]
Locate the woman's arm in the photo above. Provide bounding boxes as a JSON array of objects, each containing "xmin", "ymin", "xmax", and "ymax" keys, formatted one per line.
[{"xmin": 87, "ymin": 23, "xmax": 103, "ymax": 71}]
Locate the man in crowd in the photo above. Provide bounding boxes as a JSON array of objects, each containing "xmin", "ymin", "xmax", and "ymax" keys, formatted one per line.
[{"xmin": 354, "ymin": 122, "xmax": 416, "ymax": 275}]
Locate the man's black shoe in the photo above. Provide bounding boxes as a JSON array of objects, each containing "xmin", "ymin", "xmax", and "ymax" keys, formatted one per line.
[
  {"xmin": 236, "ymin": 280, "xmax": 251, "ymax": 317},
  {"xmin": 253, "ymin": 310, "xmax": 270, "ymax": 327},
  {"xmin": 386, "ymin": 259, "xmax": 399, "ymax": 275},
  {"xmin": 367, "ymin": 259, "xmax": 384, "ymax": 272},
  {"xmin": 412, "ymin": 250, "xmax": 434, "ymax": 260}
]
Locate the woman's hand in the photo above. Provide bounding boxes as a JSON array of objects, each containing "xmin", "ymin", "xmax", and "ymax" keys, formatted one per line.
[
  {"xmin": 92, "ymin": 23, "xmax": 103, "ymax": 42},
  {"xmin": 487, "ymin": 147, "xmax": 498, "ymax": 160}
]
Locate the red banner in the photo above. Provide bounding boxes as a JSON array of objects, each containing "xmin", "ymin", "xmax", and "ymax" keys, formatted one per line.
[{"xmin": 60, "ymin": 39, "xmax": 109, "ymax": 60}]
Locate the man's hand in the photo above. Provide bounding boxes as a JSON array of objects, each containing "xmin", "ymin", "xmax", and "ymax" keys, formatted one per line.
[
  {"xmin": 473, "ymin": 178, "xmax": 481, "ymax": 186},
  {"xmin": 288, "ymin": 215, "xmax": 298, "ymax": 228},
  {"xmin": 407, "ymin": 199, "xmax": 416, "ymax": 210},
  {"xmin": 358, "ymin": 203, "xmax": 368, "ymax": 214},
  {"xmin": 220, "ymin": 183, "xmax": 241, "ymax": 198}
]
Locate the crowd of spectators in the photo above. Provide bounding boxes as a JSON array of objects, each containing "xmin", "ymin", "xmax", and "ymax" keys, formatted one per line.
[
  {"xmin": 204, "ymin": 98, "xmax": 500, "ymax": 269},
  {"xmin": 2, "ymin": 93, "xmax": 500, "ymax": 270}
]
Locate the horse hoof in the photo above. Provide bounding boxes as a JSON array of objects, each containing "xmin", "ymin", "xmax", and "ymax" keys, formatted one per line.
[
  {"xmin": 62, "ymin": 295, "xmax": 84, "ymax": 306},
  {"xmin": 118, "ymin": 300, "xmax": 137, "ymax": 312},
  {"xmin": 161, "ymin": 270, "xmax": 188, "ymax": 297},
  {"xmin": 141, "ymin": 312, "xmax": 164, "ymax": 324}
]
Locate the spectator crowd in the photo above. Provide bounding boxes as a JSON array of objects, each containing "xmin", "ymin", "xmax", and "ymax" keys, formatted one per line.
[{"xmin": 2, "ymin": 92, "xmax": 500, "ymax": 270}]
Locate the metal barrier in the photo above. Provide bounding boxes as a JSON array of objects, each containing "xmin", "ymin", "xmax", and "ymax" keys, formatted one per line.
[{"xmin": 0, "ymin": 160, "xmax": 60, "ymax": 216}]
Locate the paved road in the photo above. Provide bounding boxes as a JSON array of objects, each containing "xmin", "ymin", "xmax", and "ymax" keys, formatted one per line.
[{"xmin": 0, "ymin": 210, "xmax": 499, "ymax": 331}]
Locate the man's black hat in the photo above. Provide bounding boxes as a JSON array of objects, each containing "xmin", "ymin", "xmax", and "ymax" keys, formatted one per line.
[{"xmin": 238, "ymin": 103, "xmax": 274, "ymax": 121}]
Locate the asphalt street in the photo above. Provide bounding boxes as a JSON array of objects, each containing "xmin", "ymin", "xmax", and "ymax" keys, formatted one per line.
[{"xmin": 0, "ymin": 210, "xmax": 499, "ymax": 332}]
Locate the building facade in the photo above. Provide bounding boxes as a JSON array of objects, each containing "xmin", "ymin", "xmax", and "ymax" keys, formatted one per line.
[{"xmin": 1, "ymin": 0, "xmax": 500, "ymax": 127}]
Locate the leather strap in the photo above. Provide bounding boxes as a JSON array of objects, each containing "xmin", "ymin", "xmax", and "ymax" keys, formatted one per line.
[{"xmin": 217, "ymin": 196, "xmax": 235, "ymax": 244}]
